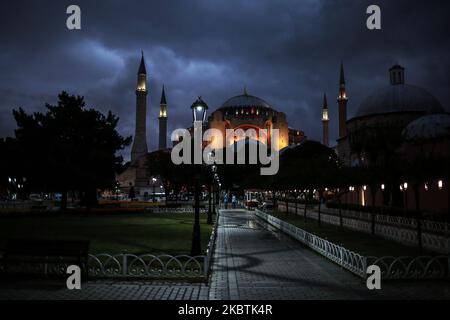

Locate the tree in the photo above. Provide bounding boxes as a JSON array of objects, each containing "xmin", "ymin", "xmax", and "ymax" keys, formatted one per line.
[
  {"xmin": 146, "ymin": 150, "xmax": 197, "ymax": 202},
  {"xmin": 12, "ymin": 91, "xmax": 131, "ymax": 209},
  {"xmin": 348, "ymin": 120, "xmax": 406, "ymax": 208},
  {"xmin": 274, "ymin": 141, "xmax": 339, "ymax": 225}
]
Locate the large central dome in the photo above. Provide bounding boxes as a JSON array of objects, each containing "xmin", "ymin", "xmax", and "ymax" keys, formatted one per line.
[{"xmin": 221, "ymin": 94, "xmax": 274, "ymax": 110}]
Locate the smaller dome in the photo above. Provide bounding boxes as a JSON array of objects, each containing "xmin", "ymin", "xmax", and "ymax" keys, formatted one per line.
[
  {"xmin": 356, "ymin": 84, "xmax": 444, "ymax": 118},
  {"xmin": 403, "ymin": 113, "xmax": 450, "ymax": 141}
]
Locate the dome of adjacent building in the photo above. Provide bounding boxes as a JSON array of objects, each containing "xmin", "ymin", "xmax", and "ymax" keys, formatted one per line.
[
  {"xmin": 403, "ymin": 113, "xmax": 450, "ymax": 141},
  {"xmin": 355, "ymin": 65, "xmax": 444, "ymax": 118}
]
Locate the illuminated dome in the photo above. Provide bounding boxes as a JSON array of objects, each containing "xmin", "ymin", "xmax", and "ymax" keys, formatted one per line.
[{"xmin": 403, "ymin": 113, "xmax": 450, "ymax": 140}]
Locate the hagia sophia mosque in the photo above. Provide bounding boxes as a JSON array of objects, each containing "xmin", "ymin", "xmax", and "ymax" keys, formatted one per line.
[{"xmin": 118, "ymin": 54, "xmax": 450, "ymax": 215}]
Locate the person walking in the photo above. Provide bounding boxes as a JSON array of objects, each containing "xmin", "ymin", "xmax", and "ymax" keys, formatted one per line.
[{"xmin": 224, "ymin": 193, "xmax": 228, "ymax": 209}]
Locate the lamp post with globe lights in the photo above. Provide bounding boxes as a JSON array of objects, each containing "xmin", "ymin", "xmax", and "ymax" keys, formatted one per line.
[{"xmin": 190, "ymin": 96, "xmax": 208, "ymax": 256}]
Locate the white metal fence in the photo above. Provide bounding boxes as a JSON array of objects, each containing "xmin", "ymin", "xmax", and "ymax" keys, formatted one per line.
[
  {"xmin": 145, "ymin": 207, "xmax": 208, "ymax": 214},
  {"xmin": 277, "ymin": 202, "xmax": 450, "ymax": 254},
  {"xmin": 255, "ymin": 209, "xmax": 449, "ymax": 279},
  {"xmin": 88, "ymin": 254, "xmax": 206, "ymax": 278},
  {"xmin": 0, "ymin": 209, "xmax": 220, "ymax": 280},
  {"xmin": 88, "ymin": 208, "xmax": 219, "ymax": 279}
]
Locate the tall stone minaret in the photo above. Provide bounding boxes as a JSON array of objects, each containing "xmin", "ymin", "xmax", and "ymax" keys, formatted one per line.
[
  {"xmin": 337, "ymin": 62, "xmax": 348, "ymax": 138},
  {"xmin": 131, "ymin": 52, "xmax": 148, "ymax": 163},
  {"xmin": 322, "ymin": 93, "xmax": 329, "ymax": 147},
  {"xmin": 158, "ymin": 85, "xmax": 168, "ymax": 150}
]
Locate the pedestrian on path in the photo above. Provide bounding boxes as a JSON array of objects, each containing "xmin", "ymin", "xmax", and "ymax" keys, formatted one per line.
[{"xmin": 224, "ymin": 193, "xmax": 228, "ymax": 209}]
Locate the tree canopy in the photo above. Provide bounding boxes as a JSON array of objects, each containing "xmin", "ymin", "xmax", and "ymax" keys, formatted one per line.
[{"xmin": 7, "ymin": 91, "xmax": 131, "ymax": 207}]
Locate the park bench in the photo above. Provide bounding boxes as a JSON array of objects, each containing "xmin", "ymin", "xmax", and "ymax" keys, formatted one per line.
[{"xmin": 0, "ymin": 239, "xmax": 90, "ymax": 280}]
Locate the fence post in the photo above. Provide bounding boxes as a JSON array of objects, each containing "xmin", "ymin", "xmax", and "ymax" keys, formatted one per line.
[
  {"xmin": 417, "ymin": 218, "xmax": 422, "ymax": 250},
  {"xmin": 362, "ymin": 257, "xmax": 368, "ymax": 279},
  {"xmin": 371, "ymin": 212, "xmax": 375, "ymax": 235},
  {"xmin": 122, "ymin": 255, "xmax": 128, "ymax": 276},
  {"xmin": 204, "ymin": 255, "xmax": 208, "ymax": 277}
]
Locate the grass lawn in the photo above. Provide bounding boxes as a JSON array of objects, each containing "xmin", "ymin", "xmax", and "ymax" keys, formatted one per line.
[
  {"xmin": 0, "ymin": 212, "xmax": 213, "ymax": 256},
  {"xmin": 268, "ymin": 211, "xmax": 434, "ymax": 257}
]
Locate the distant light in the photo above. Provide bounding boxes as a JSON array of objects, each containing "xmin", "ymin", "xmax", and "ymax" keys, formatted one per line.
[
  {"xmin": 424, "ymin": 182, "xmax": 429, "ymax": 191},
  {"xmin": 403, "ymin": 182, "xmax": 408, "ymax": 190},
  {"xmin": 363, "ymin": 185, "xmax": 367, "ymax": 191},
  {"xmin": 400, "ymin": 185, "xmax": 403, "ymax": 191},
  {"xmin": 196, "ymin": 106, "xmax": 203, "ymax": 111},
  {"xmin": 438, "ymin": 180, "xmax": 443, "ymax": 190},
  {"xmin": 381, "ymin": 184, "xmax": 385, "ymax": 190}
]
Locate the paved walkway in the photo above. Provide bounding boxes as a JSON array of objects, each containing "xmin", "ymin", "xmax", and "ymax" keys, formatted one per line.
[
  {"xmin": 0, "ymin": 280, "xmax": 208, "ymax": 300},
  {"xmin": 0, "ymin": 209, "xmax": 448, "ymax": 300},
  {"xmin": 208, "ymin": 209, "xmax": 450, "ymax": 300}
]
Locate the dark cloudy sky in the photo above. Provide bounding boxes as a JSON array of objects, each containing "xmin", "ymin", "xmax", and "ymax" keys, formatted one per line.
[{"xmin": 1, "ymin": 0, "xmax": 449, "ymax": 161}]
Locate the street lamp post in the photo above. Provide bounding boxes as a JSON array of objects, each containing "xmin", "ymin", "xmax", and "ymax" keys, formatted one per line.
[
  {"xmin": 190, "ymin": 97, "xmax": 208, "ymax": 256},
  {"xmin": 212, "ymin": 183, "xmax": 215, "ymax": 216},
  {"xmin": 207, "ymin": 183, "xmax": 213, "ymax": 224},
  {"xmin": 208, "ymin": 163, "xmax": 217, "ymax": 224},
  {"xmin": 152, "ymin": 177, "xmax": 157, "ymax": 201}
]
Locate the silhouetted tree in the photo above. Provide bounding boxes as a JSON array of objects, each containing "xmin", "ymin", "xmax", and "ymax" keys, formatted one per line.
[{"xmin": 12, "ymin": 91, "xmax": 131, "ymax": 209}]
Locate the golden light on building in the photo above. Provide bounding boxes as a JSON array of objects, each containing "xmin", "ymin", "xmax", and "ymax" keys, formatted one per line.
[
  {"xmin": 160, "ymin": 106, "xmax": 167, "ymax": 118},
  {"xmin": 322, "ymin": 109, "xmax": 329, "ymax": 121},
  {"xmin": 137, "ymin": 82, "xmax": 146, "ymax": 92}
]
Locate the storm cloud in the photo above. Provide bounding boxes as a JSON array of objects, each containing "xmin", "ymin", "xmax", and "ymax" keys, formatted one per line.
[{"xmin": 1, "ymin": 0, "xmax": 449, "ymax": 160}]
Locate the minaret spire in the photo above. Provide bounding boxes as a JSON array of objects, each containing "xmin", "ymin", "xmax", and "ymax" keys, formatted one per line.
[
  {"xmin": 339, "ymin": 62, "xmax": 345, "ymax": 87},
  {"xmin": 138, "ymin": 51, "xmax": 147, "ymax": 75},
  {"xmin": 160, "ymin": 85, "xmax": 167, "ymax": 105},
  {"xmin": 322, "ymin": 93, "xmax": 329, "ymax": 147},
  {"xmin": 131, "ymin": 53, "xmax": 149, "ymax": 162},
  {"xmin": 337, "ymin": 62, "xmax": 348, "ymax": 139},
  {"xmin": 159, "ymin": 85, "xmax": 168, "ymax": 150}
]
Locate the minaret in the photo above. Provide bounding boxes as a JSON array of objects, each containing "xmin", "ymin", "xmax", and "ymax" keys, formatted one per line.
[
  {"xmin": 337, "ymin": 62, "xmax": 348, "ymax": 138},
  {"xmin": 131, "ymin": 52, "xmax": 149, "ymax": 163},
  {"xmin": 322, "ymin": 93, "xmax": 329, "ymax": 147},
  {"xmin": 158, "ymin": 85, "xmax": 168, "ymax": 150}
]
